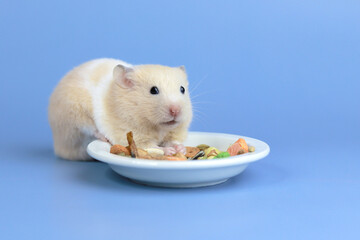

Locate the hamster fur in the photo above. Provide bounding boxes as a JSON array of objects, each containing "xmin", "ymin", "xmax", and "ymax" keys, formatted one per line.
[{"xmin": 48, "ymin": 58, "xmax": 192, "ymax": 160}]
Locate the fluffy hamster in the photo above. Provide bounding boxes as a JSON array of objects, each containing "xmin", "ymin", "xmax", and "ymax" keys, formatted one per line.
[{"xmin": 48, "ymin": 58, "xmax": 192, "ymax": 160}]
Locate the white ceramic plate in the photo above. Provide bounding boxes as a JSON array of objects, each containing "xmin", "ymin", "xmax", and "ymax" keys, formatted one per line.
[{"xmin": 87, "ymin": 132, "xmax": 270, "ymax": 188}]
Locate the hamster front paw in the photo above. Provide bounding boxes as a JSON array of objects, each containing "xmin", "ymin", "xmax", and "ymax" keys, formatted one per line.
[
  {"xmin": 161, "ymin": 143, "xmax": 186, "ymax": 155},
  {"xmin": 173, "ymin": 144, "xmax": 186, "ymax": 155},
  {"xmin": 162, "ymin": 146, "xmax": 177, "ymax": 156}
]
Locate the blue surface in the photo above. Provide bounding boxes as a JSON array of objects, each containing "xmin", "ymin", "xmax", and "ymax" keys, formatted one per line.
[{"xmin": 1, "ymin": 0, "xmax": 359, "ymax": 239}]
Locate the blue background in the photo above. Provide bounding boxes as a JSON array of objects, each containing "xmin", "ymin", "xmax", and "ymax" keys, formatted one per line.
[{"xmin": 1, "ymin": 0, "xmax": 359, "ymax": 239}]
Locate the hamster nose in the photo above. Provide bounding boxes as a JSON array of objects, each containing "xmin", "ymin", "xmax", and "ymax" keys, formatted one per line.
[{"xmin": 169, "ymin": 105, "xmax": 181, "ymax": 117}]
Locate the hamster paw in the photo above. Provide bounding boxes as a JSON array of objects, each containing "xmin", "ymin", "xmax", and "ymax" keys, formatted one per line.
[
  {"xmin": 173, "ymin": 144, "xmax": 186, "ymax": 155},
  {"xmin": 160, "ymin": 143, "xmax": 186, "ymax": 155},
  {"xmin": 162, "ymin": 146, "xmax": 177, "ymax": 156}
]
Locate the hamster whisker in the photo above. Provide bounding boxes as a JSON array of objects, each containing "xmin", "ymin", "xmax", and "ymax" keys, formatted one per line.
[
  {"xmin": 192, "ymin": 114, "xmax": 207, "ymax": 126},
  {"xmin": 193, "ymin": 101, "xmax": 223, "ymax": 108},
  {"xmin": 192, "ymin": 108, "xmax": 208, "ymax": 118},
  {"xmin": 189, "ymin": 75, "xmax": 208, "ymax": 94},
  {"xmin": 193, "ymin": 108, "xmax": 207, "ymax": 117},
  {"xmin": 191, "ymin": 101, "xmax": 215, "ymax": 106},
  {"xmin": 190, "ymin": 90, "xmax": 217, "ymax": 100}
]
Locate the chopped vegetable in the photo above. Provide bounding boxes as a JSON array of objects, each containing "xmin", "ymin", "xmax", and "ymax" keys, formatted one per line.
[
  {"xmin": 111, "ymin": 132, "xmax": 254, "ymax": 160},
  {"xmin": 227, "ymin": 143, "xmax": 244, "ymax": 156},
  {"xmin": 189, "ymin": 150, "xmax": 205, "ymax": 160},
  {"xmin": 248, "ymin": 146, "xmax": 255, "ymax": 152},
  {"xmin": 126, "ymin": 131, "xmax": 139, "ymax": 158},
  {"xmin": 235, "ymin": 138, "xmax": 249, "ymax": 153},
  {"xmin": 163, "ymin": 153, "xmax": 187, "ymax": 161},
  {"xmin": 185, "ymin": 147, "xmax": 200, "ymax": 158},
  {"xmin": 196, "ymin": 144, "xmax": 210, "ymax": 151},
  {"xmin": 145, "ymin": 148, "xmax": 165, "ymax": 158},
  {"xmin": 110, "ymin": 144, "xmax": 130, "ymax": 156},
  {"xmin": 214, "ymin": 152, "xmax": 230, "ymax": 159},
  {"xmin": 204, "ymin": 147, "xmax": 221, "ymax": 159}
]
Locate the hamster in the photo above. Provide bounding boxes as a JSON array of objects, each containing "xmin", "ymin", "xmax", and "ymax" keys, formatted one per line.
[{"xmin": 48, "ymin": 58, "xmax": 192, "ymax": 160}]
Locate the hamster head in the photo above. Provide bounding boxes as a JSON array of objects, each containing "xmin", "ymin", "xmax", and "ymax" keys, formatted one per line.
[{"xmin": 113, "ymin": 64, "xmax": 192, "ymax": 129}]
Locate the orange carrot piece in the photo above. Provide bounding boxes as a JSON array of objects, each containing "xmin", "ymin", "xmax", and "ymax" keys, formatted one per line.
[
  {"xmin": 227, "ymin": 143, "xmax": 243, "ymax": 156},
  {"xmin": 235, "ymin": 138, "xmax": 249, "ymax": 153},
  {"xmin": 110, "ymin": 144, "xmax": 130, "ymax": 155}
]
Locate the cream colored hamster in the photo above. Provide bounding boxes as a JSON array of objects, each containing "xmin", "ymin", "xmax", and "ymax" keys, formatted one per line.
[{"xmin": 48, "ymin": 58, "xmax": 192, "ymax": 160}]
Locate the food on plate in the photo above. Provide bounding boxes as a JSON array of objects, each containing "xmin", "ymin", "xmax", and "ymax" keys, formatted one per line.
[
  {"xmin": 214, "ymin": 152, "xmax": 231, "ymax": 159},
  {"xmin": 227, "ymin": 138, "xmax": 249, "ymax": 156},
  {"xmin": 110, "ymin": 144, "xmax": 130, "ymax": 156},
  {"xmin": 196, "ymin": 144, "xmax": 210, "ymax": 151},
  {"xmin": 236, "ymin": 138, "xmax": 249, "ymax": 153},
  {"xmin": 164, "ymin": 152, "xmax": 188, "ymax": 161},
  {"xmin": 203, "ymin": 147, "xmax": 221, "ymax": 159},
  {"xmin": 185, "ymin": 146, "xmax": 200, "ymax": 158},
  {"xmin": 110, "ymin": 132, "xmax": 255, "ymax": 161},
  {"xmin": 126, "ymin": 131, "xmax": 139, "ymax": 158},
  {"xmin": 189, "ymin": 150, "xmax": 205, "ymax": 160}
]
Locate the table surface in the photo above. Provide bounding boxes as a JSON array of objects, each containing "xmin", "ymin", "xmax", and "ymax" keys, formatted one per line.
[{"xmin": 1, "ymin": 138, "xmax": 359, "ymax": 240}]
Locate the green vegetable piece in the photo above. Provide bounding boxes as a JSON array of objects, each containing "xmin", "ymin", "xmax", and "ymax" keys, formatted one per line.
[{"xmin": 214, "ymin": 152, "xmax": 230, "ymax": 159}]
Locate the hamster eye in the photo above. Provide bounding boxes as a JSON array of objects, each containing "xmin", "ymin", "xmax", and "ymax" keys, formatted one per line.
[
  {"xmin": 150, "ymin": 86, "xmax": 159, "ymax": 95},
  {"xmin": 180, "ymin": 86, "xmax": 185, "ymax": 94}
]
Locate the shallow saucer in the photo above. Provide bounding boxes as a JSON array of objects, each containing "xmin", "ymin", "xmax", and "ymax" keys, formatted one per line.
[{"xmin": 87, "ymin": 132, "xmax": 270, "ymax": 188}]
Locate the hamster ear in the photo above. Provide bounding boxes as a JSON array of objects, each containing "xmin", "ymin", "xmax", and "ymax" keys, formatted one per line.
[
  {"xmin": 178, "ymin": 65, "xmax": 186, "ymax": 72},
  {"xmin": 113, "ymin": 64, "xmax": 134, "ymax": 88}
]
